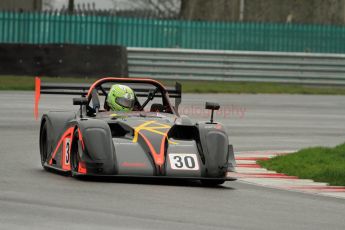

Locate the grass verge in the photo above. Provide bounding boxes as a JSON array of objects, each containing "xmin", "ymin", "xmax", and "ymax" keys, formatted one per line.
[
  {"xmin": 2, "ymin": 76, "xmax": 345, "ymax": 94},
  {"xmin": 172, "ymin": 80, "xmax": 345, "ymax": 94},
  {"xmin": 258, "ymin": 143, "xmax": 345, "ymax": 186}
]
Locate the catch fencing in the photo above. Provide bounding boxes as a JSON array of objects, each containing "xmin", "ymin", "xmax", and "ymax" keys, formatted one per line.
[
  {"xmin": 1, "ymin": 11, "xmax": 345, "ymax": 53},
  {"xmin": 127, "ymin": 47, "xmax": 345, "ymax": 85}
]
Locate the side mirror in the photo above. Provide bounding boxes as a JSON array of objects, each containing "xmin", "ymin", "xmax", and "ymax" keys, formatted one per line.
[
  {"xmin": 73, "ymin": 97, "xmax": 88, "ymax": 118},
  {"xmin": 73, "ymin": 97, "xmax": 88, "ymax": 106},
  {"xmin": 205, "ymin": 102, "xmax": 220, "ymax": 111},
  {"xmin": 205, "ymin": 102, "xmax": 220, "ymax": 123}
]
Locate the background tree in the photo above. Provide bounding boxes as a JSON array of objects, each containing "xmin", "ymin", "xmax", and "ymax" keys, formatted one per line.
[
  {"xmin": 68, "ymin": 0, "xmax": 74, "ymax": 13},
  {"xmin": 180, "ymin": 0, "xmax": 345, "ymax": 25},
  {"xmin": 42, "ymin": 0, "xmax": 54, "ymax": 10},
  {"xmin": 245, "ymin": 0, "xmax": 345, "ymax": 24},
  {"xmin": 111, "ymin": 0, "xmax": 181, "ymax": 18},
  {"xmin": 180, "ymin": 0, "xmax": 240, "ymax": 21}
]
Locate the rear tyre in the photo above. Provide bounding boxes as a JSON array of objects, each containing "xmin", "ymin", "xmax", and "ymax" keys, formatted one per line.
[
  {"xmin": 39, "ymin": 122, "xmax": 48, "ymax": 168},
  {"xmin": 201, "ymin": 179, "xmax": 225, "ymax": 187}
]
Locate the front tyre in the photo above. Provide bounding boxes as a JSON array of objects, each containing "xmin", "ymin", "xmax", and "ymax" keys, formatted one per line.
[
  {"xmin": 39, "ymin": 121, "xmax": 48, "ymax": 168},
  {"xmin": 70, "ymin": 130, "xmax": 81, "ymax": 177}
]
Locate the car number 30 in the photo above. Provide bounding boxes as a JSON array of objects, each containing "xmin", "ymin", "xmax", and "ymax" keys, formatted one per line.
[{"xmin": 169, "ymin": 154, "xmax": 199, "ymax": 170}]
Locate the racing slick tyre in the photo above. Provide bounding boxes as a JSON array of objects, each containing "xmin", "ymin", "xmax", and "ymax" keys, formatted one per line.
[
  {"xmin": 71, "ymin": 130, "xmax": 81, "ymax": 177},
  {"xmin": 39, "ymin": 121, "xmax": 48, "ymax": 168},
  {"xmin": 201, "ymin": 179, "xmax": 225, "ymax": 187}
]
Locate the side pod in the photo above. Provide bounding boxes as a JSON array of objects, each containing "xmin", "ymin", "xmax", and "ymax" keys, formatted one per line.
[
  {"xmin": 77, "ymin": 119, "xmax": 118, "ymax": 175},
  {"xmin": 197, "ymin": 123, "xmax": 229, "ymax": 177}
]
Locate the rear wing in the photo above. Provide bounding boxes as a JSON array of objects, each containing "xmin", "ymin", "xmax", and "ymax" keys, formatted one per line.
[{"xmin": 34, "ymin": 77, "xmax": 182, "ymax": 119}]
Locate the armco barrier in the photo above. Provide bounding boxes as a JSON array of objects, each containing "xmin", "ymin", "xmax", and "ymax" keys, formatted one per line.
[{"xmin": 128, "ymin": 47, "xmax": 345, "ymax": 85}]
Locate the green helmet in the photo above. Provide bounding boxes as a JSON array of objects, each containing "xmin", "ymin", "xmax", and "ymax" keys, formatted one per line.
[{"xmin": 107, "ymin": 84, "xmax": 135, "ymax": 112}]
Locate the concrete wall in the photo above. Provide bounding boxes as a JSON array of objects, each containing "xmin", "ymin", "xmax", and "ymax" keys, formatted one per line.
[{"xmin": 0, "ymin": 44, "xmax": 128, "ymax": 77}]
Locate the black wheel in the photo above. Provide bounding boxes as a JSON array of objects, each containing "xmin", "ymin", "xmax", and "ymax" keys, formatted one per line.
[
  {"xmin": 201, "ymin": 179, "xmax": 225, "ymax": 187},
  {"xmin": 39, "ymin": 122, "xmax": 48, "ymax": 167},
  {"xmin": 70, "ymin": 130, "xmax": 81, "ymax": 176}
]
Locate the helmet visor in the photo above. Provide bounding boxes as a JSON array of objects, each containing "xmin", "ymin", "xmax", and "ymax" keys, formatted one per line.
[{"xmin": 115, "ymin": 97, "xmax": 135, "ymax": 109}]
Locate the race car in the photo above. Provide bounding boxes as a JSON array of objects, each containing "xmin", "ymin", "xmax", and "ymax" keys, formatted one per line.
[{"xmin": 36, "ymin": 77, "xmax": 236, "ymax": 185}]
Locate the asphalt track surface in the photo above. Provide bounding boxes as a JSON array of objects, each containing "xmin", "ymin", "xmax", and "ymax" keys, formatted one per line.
[{"xmin": 1, "ymin": 91, "xmax": 345, "ymax": 230}]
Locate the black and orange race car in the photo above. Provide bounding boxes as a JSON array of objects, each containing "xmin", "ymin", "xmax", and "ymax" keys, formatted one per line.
[{"xmin": 36, "ymin": 77, "xmax": 236, "ymax": 185}]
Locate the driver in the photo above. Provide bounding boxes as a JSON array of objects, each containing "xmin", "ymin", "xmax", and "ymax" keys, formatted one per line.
[{"xmin": 106, "ymin": 84, "xmax": 135, "ymax": 112}]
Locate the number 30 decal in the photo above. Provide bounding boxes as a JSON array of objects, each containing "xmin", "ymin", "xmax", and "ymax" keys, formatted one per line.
[{"xmin": 169, "ymin": 154, "xmax": 199, "ymax": 170}]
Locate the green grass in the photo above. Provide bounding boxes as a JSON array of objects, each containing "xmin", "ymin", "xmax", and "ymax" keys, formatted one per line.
[
  {"xmin": 258, "ymin": 143, "xmax": 345, "ymax": 186},
  {"xmin": 2, "ymin": 76, "xmax": 345, "ymax": 94},
  {"xmin": 176, "ymin": 80, "xmax": 345, "ymax": 94},
  {"xmin": 0, "ymin": 76, "xmax": 96, "ymax": 90}
]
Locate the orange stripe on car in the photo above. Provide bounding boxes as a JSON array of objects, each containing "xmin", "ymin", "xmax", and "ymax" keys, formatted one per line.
[
  {"xmin": 49, "ymin": 127, "xmax": 74, "ymax": 166},
  {"xmin": 86, "ymin": 77, "xmax": 167, "ymax": 98},
  {"xmin": 139, "ymin": 132, "xmax": 166, "ymax": 166},
  {"xmin": 78, "ymin": 161, "xmax": 87, "ymax": 174}
]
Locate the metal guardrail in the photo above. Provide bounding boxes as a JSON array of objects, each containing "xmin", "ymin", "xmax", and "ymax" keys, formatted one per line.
[{"xmin": 128, "ymin": 47, "xmax": 345, "ymax": 85}]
